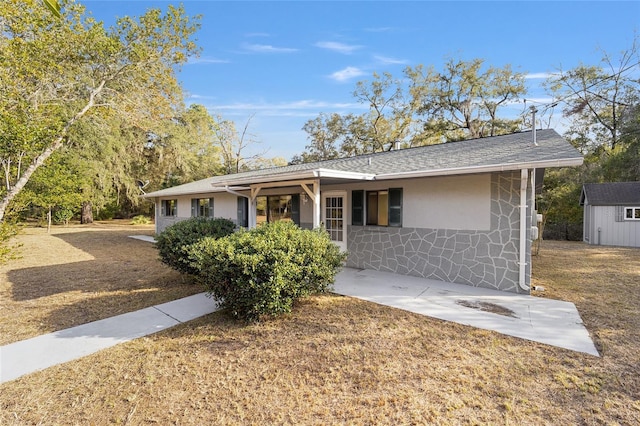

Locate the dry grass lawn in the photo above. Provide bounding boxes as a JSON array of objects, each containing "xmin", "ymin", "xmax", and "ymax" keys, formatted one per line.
[{"xmin": 1, "ymin": 224, "xmax": 639, "ymax": 425}]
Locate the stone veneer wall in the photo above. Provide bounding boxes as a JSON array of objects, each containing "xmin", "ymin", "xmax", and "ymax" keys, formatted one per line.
[{"xmin": 346, "ymin": 171, "xmax": 531, "ymax": 293}]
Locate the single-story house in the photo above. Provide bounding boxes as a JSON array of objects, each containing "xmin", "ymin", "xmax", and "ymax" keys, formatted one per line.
[
  {"xmin": 580, "ymin": 181, "xmax": 640, "ymax": 247},
  {"xmin": 143, "ymin": 129, "xmax": 583, "ymax": 294}
]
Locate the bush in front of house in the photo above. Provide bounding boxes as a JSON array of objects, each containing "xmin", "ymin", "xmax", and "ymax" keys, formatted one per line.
[
  {"xmin": 156, "ymin": 217, "xmax": 236, "ymax": 276},
  {"xmin": 131, "ymin": 215, "xmax": 152, "ymax": 225},
  {"xmin": 189, "ymin": 221, "xmax": 347, "ymax": 322}
]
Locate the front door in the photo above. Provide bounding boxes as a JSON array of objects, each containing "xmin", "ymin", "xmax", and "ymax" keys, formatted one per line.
[{"xmin": 322, "ymin": 191, "xmax": 347, "ymax": 252}]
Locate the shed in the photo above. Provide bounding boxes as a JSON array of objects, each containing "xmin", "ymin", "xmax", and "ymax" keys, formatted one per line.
[{"xmin": 580, "ymin": 182, "xmax": 640, "ymax": 247}]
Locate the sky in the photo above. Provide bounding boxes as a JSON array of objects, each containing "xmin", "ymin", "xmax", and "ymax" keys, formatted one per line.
[{"xmin": 82, "ymin": 0, "xmax": 640, "ymax": 161}]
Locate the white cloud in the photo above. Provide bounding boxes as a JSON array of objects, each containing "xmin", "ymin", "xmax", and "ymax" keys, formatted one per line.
[
  {"xmin": 525, "ymin": 72, "xmax": 558, "ymax": 79},
  {"xmin": 330, "ymin": 66, "xmax": 366, "ymax": 82},
  {"xmin": 315, "ymin": 41, "xmax": 363, "ymax": 54},
  {"xmin": 242, "ymin": 43, "xmax": 298, "ymax": 53},
  {"xmin": 188, "ymin": 57, "xmax": 231, "ymax": 64},
  {"xmin": 374, "ymin": 55, "xmax": 409, "ymax": 65}
]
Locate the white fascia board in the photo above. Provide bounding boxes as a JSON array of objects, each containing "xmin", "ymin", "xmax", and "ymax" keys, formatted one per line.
[
  {"xmin": 374, "ymin": 157, "xmax": 584, "ymax": 180},
  {"xmin": 313, "ymin": 168, "xmax": 376, "ymax": 180},
  {"xmin": 142, "ymin": 185, "xmax": 229, "ymax": 198}
]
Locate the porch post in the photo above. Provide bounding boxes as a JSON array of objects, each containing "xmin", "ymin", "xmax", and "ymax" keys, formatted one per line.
[{"xmin": 313, "ymin": 180, "xmax": 321, "ymax": 228}]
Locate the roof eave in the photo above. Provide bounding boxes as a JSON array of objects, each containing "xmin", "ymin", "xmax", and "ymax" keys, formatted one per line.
[{"xmin": 375, "ymin": 157, "xmax": 584, "ymax": 180}]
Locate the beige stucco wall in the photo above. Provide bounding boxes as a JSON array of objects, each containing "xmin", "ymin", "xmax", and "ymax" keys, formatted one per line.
[{"xmin": 324, "ymin": 173, "xmax": 491, "ymax": 231}]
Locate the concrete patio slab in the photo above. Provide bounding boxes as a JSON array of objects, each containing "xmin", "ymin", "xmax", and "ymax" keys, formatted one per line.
[
  {"xmin": 333, "ymin": 268, "xmax": 599, "ymax": 356},
  {"xmin": 129, "ymin": 235, "xmax": 156, "ymax": 243}
]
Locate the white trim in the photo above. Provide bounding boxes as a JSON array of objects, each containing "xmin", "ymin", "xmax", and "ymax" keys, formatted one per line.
[
  {"xmin": 624, "ymin": 206, "xmax": 640, "ymax": 221},
  {"xmin": 322, "ymin": 190, "xmax": 348, "ymax": 251},
  {"xmin": 518, "ymin": 169, "xmax": 530, "ymax": 292},
  {"xmin": 313, "ymin": 168, "xmax": 375, "ymax": 180}
]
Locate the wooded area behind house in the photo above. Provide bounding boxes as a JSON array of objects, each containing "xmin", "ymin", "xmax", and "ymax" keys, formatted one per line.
[{"xmin": 1, "ymin": 0, "xmax": 638, "ymax": 259}]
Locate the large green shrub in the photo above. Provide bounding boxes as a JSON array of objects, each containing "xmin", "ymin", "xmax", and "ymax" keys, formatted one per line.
[
  {"xmin": 190, "ymin": 221, "xmax": 347, "ymax": 322},
  {"xmin": 156, "ymin": 217, "xmax": 235, "ymax": 276}
]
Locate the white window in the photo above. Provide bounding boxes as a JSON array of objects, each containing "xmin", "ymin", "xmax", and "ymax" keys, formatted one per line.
[{"xmin": 624, "ymin": 207, "xmax": 640, "ymax": 221}]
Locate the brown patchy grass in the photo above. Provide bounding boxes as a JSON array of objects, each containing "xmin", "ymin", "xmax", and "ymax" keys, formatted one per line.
[
  {"xmin": 0, "ymin": 221, "xmax": 201, "ymax": 346},
  {"xmin": 1, "ymin": 228, "xmax": 639, "ymax": 425}
]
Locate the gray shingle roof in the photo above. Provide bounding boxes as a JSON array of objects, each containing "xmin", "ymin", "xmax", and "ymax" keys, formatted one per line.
[
  {"xmin": 581, "ymin": 182, "xmax": 640, "ymax": 206},
  {"xmin": 144, "ymin": 129, "xmax": 583, "ymax": 198}
]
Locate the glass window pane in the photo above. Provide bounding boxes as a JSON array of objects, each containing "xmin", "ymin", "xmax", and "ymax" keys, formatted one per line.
[
  {"xmin": 626, "ymin": 208, "xmax": 633, "ymax": 219},
  {"xmin": 635, "ymin": 208, "xmax": 640, "ymax": 219}
]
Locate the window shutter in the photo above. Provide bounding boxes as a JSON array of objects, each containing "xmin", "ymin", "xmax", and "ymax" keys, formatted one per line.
[
  {"xmin": 616, "ymin": 206, "xmax": 624, "ymax": 222},
  {"xmin": 161, "ymin": 201, "xmax": 166, "ymax": 217},
  {"xmin": 291, "ymin": 194, "xmax": 300, "ymax": 226},
  {"xmin": 352, "ymin": 190, "xmax": 364, "ymax": 226},
  {"xmin": 388, "ymin": 188, "xmax": 403, "ymax": 227},
  {"xmin": 191, "ymin": 199, "xmax": 197, "ymax": 217},
  {"xmin": 209, "ymin": 198, "xmax": 215, "ymax": 217},
  {"xmin": 237, "ymin": 197, "xmax": 248, "ymax": 227}
]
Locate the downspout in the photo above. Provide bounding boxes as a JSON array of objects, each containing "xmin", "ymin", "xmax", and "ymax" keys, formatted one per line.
[
  {"xmin": 223, "ymin": 186, "xmax": 254, "ymax": 228},
  {"xmin": 519, "ymin": 169, "xmax": 531, "ymax": 292}
]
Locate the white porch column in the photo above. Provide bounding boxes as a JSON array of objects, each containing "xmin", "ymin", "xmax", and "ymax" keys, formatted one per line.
[{"xmin": 313, "ymin": 180, "xmax": 321, "ymax": 228}]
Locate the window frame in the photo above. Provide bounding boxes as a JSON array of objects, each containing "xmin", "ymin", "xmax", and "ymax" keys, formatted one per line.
[
  {"xmin": 161, "ymin": 199, "xmax": 177, "ymax": 217},
  {"xmin": 191, "ymin": 198, "xmax": 214, "ymax": 218},
  {"xmin": 624, "ymin": 206, "xmax": 640, "ymax": 221},
  {"xmin": 352, "ymin": 188, "xmax": 402, "ymax": 228}
]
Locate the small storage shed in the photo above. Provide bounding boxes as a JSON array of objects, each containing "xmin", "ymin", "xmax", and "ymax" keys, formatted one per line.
[{"xmin": 580, "ymin": 182, "xmax": 640, "ymax": 247}]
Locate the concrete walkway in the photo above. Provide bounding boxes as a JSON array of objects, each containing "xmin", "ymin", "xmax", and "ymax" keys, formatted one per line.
[
  {"xmin": 0, "ymin": 293, "xmax": 219, "ymax": 384},
  {"xmin": 1, "ymin": 266, "xmax": 599, "ymax": 384}
]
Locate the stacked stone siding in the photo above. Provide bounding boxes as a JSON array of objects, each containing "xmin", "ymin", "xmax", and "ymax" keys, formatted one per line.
[{"xmin": 346, "ymin": 172, "xmax": 531, "ymax": 293}]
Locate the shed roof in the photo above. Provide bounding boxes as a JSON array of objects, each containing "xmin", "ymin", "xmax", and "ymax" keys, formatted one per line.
[
  {"xmin": 580, "ymin": 182, "xmax": 640, "ymax": 206},
  {"xmin": 144, "ymin": 129, "xmax": 583, "ymax": 198}
]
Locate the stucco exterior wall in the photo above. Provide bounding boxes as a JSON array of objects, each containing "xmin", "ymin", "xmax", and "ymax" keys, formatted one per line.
[
  {"xmin": 155, "ymin": 191, "xmax": 244, "ymax": 234},
  {"xmin": 345, "ymin": 171, "xmax": 532, "ymax": 293}
]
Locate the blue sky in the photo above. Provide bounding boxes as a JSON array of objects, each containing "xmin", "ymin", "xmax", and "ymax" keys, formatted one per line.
[{"xmin": 83, "ymin": 1, "xmax": 639, "ymax": 161}]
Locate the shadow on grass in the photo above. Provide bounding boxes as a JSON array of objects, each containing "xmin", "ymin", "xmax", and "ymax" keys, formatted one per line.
[{"xmin": 8, "ymin": 229, "xmax": 183, "ymax": 301}]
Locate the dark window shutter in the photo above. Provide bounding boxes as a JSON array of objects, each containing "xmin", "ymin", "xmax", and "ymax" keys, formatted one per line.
[
  {"xmin": 616, "ymin": 206, "xmax": 624, "ymax": 222},
  {"xmin": 291, "ymin": 194, "xmax": 300, "ymax": 226},
  {"xmin": 388, "ymin": 188, "xmax": 403, "ymax": 227},
  {"xmin": 352, "ymin": 190, "xmax": 364, "ymax": 226},
  {"xmin": 237, "ymin": 197, "xmax": 248, "ymax": 227}
]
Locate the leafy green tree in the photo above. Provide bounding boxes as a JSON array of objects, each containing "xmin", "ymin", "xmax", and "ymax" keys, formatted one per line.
[
  {"xmin": 0, "ymin": 0, "xmax": 200, "ymax": 223},
  {"xmin": 18, "ymin": 151, "xmax": 83, "ymax": 232},
  {"xmin": 295, "ymin": 58, "xmax": 526, "ymax": 163},
  {"xmin": 407, "ymin": 58, "xmax": 526, "ymax": 141}
]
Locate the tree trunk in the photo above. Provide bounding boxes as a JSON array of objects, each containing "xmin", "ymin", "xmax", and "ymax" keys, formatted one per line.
[
  {"xmin": 47, "ymin": 207, "xmax": 52, "ymax": 234},
  {"xmin": 81, "ymin": 201, "xmax": 93, "ymax": 224},
  {"xmin": 0, "ymin": 80, "xmax": 105, "ymax": 224}
]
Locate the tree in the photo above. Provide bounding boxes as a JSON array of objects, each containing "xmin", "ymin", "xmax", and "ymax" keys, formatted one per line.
[
  {"xmin": 407, "ymin": 58, "xmax": 526, "ymax": 141},
  {"xmin": 18, "ymin": 151, "xmax": 83, "ymax": 232},
  {"xmin": 546, "ymin": 38, "xmax": 640, "ymax": 153},
  {"xmin": 214, "ymin": 115, "xmax": 276, "ymax": 174},
  {"xmin": 0, "ymin": 0, "xmax": 200, "ymax": 223},
  {"xmin": 295, "ymin": 58, "xmax": 527, "ymax": 163}
]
